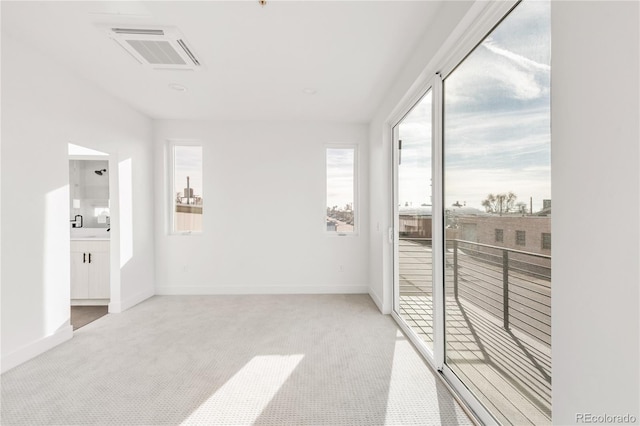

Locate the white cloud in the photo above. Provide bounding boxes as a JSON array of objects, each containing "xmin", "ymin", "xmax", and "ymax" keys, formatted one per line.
[
  {"xmin": 483, "ymin": 38, "xmax": 550, "ymax": 73},
  {"xmin": 426, "ymin": 1, "xmax": 550, "ymax": 212}
]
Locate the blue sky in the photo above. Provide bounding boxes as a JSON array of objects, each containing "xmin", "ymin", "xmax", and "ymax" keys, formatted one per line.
[{"xmin": 398, "ymin": 0, "xmax": 551, "ymax": 212}]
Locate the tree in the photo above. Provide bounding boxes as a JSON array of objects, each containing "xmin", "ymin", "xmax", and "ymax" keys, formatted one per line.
[{"xmin": 481, "ymin": 192, "xmax": 517, "ymax": 215}]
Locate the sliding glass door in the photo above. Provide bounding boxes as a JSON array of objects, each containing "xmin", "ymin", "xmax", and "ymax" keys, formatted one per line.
[
  {"xmin": 443, "ymin": 2, "xmax": 551, "ymax": 424},
  {"xmin": 393, "ymin": 91, "xmax": 434, "ymax": 351},
  {"xmin": 392, "ymin": 1, "xmax": 551, "ymax": 424}
]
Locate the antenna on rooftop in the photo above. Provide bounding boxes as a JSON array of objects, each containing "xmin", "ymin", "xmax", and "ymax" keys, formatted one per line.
[{"xmin": 185, "ymin": 176, "xmax": 190, "ymax": 205}]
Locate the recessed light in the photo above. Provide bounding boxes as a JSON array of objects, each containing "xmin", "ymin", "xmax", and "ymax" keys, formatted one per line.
[
  {"xmin": 169, "ymin": 83, "xmax": 187, "ymax": 92},
  {"xmin": 303, "ymin": 88, "xmax": 317, "ymax": 95}
]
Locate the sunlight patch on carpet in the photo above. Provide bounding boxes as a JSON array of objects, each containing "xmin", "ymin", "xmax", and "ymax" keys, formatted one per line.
[{"xmin": 181, "ymin": 354, "xmax": 304, "ymax": 425}]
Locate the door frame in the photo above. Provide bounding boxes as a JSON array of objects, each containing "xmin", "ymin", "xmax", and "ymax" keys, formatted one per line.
[{"xmin": 68, "ymin": 152, "xmax": 121, "ymax": 315}]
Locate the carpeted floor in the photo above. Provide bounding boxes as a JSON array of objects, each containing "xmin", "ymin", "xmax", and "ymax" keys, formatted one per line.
[
  {"xmin": 70, "ymin": 306, "xmax": 109, "ymax": 330},
  {"xmin": 1, "ymin": 295, "xmax": 473, "ymax": 425}
]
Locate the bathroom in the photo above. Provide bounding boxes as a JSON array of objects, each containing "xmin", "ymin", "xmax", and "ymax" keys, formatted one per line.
[{"xmin": 69, "ymin": 159, "xmax": 111, "ymax": 329}]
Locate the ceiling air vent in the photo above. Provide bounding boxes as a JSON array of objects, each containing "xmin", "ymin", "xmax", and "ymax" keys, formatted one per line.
[{"xmin": 106, "ymin": 26, "xmax": 202, "ymax": 71}]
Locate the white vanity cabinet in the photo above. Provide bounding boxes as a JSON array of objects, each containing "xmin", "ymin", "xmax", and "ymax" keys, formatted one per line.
[{"xmin": 71, "ymin": 240, "xmax": 110, "ymax": 303}]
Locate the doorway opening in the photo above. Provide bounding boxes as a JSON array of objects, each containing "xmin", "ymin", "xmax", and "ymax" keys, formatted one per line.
[{"xmin": 68, "ymin": 144, "xmax": 113, "ymax": 330}]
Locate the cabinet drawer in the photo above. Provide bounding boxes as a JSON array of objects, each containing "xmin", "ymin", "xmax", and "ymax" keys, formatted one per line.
[{"xmin": 71, "ymin": 241, "xmax": 109, "ymax": 253}]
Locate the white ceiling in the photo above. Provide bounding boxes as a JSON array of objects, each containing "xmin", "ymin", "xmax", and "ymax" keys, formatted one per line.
[{"xmin": 2, "ymin": 1, "xmax": 452, "ymax": 122}]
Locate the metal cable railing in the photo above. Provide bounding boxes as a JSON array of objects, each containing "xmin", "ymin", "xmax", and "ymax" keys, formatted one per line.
[
  {"xmin": 399, "ymin": 237, "xmax": 552, "ymax": 346},
  {"xmin": 448, "ymin": 239, "xmax": 551, "ymax": 345}
]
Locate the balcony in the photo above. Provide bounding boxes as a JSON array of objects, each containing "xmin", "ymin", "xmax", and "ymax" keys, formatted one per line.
[{"xmin": 398, "ymin": 238, "xmax": 551, "ymax": 425}]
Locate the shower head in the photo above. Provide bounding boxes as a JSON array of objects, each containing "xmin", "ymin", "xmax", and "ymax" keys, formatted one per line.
[{"xmin": 95, "ymin": 169, "xmax": 107, "ymax": 176}]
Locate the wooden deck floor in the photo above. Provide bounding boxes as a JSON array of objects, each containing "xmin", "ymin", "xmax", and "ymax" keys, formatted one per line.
[{"xmin": 398, "ymin": 239, "xmax": 551, "ymax": 425}]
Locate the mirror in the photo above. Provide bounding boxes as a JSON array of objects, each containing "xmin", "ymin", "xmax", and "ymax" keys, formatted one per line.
[{"xmin": 69, "ymin": 160, "xmax": 110, "ymax": 229}]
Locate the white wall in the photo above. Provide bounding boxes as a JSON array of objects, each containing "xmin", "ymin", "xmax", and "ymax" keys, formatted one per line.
[
  {"xmin": 154, "ymin": 120, "xmax": 369, "ymax": 294},
  {"xmin": 1, "ymin": 33, "xmax": 155, "ymax": 371},
  {"xmin": 551, "ymin": 1, "xmax": 639, "ymax": 423},
  {"xmin": 368, "ymin": 0, "xmax": 639, "ymax": 423}
]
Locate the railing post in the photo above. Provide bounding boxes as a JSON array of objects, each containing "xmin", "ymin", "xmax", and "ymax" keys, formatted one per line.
[
  {"xmin": 503, "ymin": 249, "xmax": 510, "ymax": 330},
  {"xmin": 453, "ymin": 240, "xmax": 459, "ymax": 299}
]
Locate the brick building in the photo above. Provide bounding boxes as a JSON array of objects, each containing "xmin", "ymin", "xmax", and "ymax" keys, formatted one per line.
[{"xmin": 455, "ymin": 215, "xmax": 551, "ymax": 256}]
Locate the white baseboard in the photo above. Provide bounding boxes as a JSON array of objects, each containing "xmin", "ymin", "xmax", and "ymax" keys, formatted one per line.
[
  {"xmin": 71, "ymin": 299, "xmax": 109, "ymax": 306},
  {"xmin": 155, "ymin": 285, "xmax": 369, "ymax": 295},
  {"xmin": 1, "ymin": 324, "xmax": 73, "ymax": 374},
  {"xmin": 109, "ymin": 287, "xmax": 154, "ymax": 313}
]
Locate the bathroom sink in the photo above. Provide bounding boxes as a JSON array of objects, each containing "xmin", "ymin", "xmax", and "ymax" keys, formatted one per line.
[{"xmin": 70, "ymin": 228, "xmax": 110, "ymax": 240}]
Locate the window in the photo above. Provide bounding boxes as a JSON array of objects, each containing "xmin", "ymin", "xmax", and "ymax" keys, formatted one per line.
[
  {"xmin": 542, "ymin": 232, "xmax": 551, "ymax": 250},
  {"xmin": 326, "ymin": 147, "xmax": 356, "ymax": 234},
  {"xmin": 495, "ymin": 228, "xmax": 504, "ymax": 243},
  {"xmin": 516, "ymin": 230, "xmax": 526, "ymax": 246},
  {"xmin": 171, "ymin": 143, "xmax": 203, "ymax": 233}
]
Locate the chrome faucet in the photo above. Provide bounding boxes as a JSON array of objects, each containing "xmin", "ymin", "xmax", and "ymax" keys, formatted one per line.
[{"xmin": 70, "ymin": 215, "xmax": 83, "ymax": 228}]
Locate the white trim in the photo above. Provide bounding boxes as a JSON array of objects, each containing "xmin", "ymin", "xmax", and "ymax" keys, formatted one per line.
[
  {"xmin": 167, "ymin": 139, "xmax": 204, "ymax": 236},
  {"xmin": 108, "ymin": 155, "xmax": 121, "ymax": 309},
  {"xmin": 71, "ymin": 299, "xmax": 109, "ymax": 306},
  {"xmin": 391, "ymin": 126, "xmax": 400, "ymax": 314},
  {"xmin": 155, "ymin": 285, "xmax": 368, "ymax": 295},
  {"xmin": 324, "ymin": 144, "xmax": 359, "ymax": 236},
  {"xmin": 108, "ymin": 287, "xmax": 155, "ymax": 313},
  {"xmin": 432, "ymin": 73, "xmax": 445, "ymax": 370},
  {"xmin": 1, "ymin": 325, "xmax": 73, "ymax": 374},
  {"xmin": 68, "ymin": 154, "xmax": 108, "ymax": 160}
]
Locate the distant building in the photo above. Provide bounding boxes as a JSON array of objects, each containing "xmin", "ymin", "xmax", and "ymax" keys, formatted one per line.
[
  {"xmin": 399, "ymin": 203, "xmax": 551, "ymax": 258},
  {"xmin": 537, "ymin": 199, "xmax": 552, "ymax": 216},
  {"xmin": 453, "ymin": 215, "xmax": 551, "ymax": 255},
  {"xmin": 399, "ymin": 206, "xmax": 432, "ymax": 238}
]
